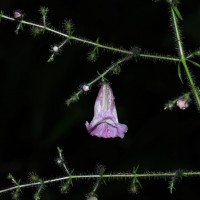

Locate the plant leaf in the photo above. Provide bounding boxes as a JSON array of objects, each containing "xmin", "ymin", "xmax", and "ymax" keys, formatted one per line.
[
  {"xmin": 178, "ymin": 60, "xmax": 184, "ymax": 84},
  {"xmin": 173, "ymin": 6, "xmax": 183, "ymax": 21},
  {"xmin": 187, "ymin": 59, "xmax": 200, "ymax": 68}
]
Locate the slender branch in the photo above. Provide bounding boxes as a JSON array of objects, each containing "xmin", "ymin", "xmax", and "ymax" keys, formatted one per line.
[
  {"xmin": 1, "ymin": 171, "xmax": 200, "ymax": 194},
  {"xmin": 0, "ymin": 14, "xmax": 179, "ymax": 62},
  {"xmin": 1, "ymin": 147, "xmax": 200, "ymax": 196},
  {"xmin": 186, "ymin": 51, "xmax": 200, "ymax": 59},
  {"xmin": 57, "ymin": 147, "xmax": 71, "ymax": 176},
  {"xmin": 139, "ymin": 53, "xmax": 178, "ymax": 62},
  {"xmin": 87, "ymin": 56, "xmax": 132, "ymax": 86},
  {"xmin": 170, "ymin": 6, "xmax": 200, "ymax": 109},
  {"xmin": 187, "ymin": 53, "xmax": 194, "ymax": 59},
  {"xmin": 66, "ymin": 55, "xmax": 132, "ymax": 105}
]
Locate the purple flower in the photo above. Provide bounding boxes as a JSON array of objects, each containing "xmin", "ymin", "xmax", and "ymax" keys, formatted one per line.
[
  {"xmin": 85, "ymin": 83, "xmax": 128, "ymax": 138},
  {"xmin": 176, "ymin": 98, "xmax": 189, "ymax": 110}
]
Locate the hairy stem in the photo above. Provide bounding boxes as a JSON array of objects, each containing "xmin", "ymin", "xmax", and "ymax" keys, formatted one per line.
[
  {"xmin": 66, "ymin": 55, "xmax": 132, "ymax": 105},
  {"xmin": 0, "ymin": 14, "xmax": 179, "ymax": 62},
  {"xmin": 171, "ymin": 7, "xmax": 200, "ymax": 109},
  {"xmin": 1, "ymin": 171, "xmax": 200, "ymax": 194}
]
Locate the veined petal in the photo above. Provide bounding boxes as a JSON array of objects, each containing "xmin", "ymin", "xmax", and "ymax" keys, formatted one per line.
[
  {"xmin": 86, "ymin": 121, "xmax": 127, "ymax": 139},
  {"xmin": 94, "ymin": 83, "xmax": 118, "ymax": 122},
  {"xmin": 85, "ymin": 83, "xmax": 128, "ymax": 139}
]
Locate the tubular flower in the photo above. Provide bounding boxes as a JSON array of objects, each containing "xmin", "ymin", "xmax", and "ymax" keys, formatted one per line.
[{"xmin": 85, "ymin": 83, "xmax": 128, "ymax": 138}]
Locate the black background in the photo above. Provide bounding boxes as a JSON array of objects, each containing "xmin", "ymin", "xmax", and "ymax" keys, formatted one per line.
[{"xmin": 1, "ymin": 0, "xmax": 200, "ymax": 199}]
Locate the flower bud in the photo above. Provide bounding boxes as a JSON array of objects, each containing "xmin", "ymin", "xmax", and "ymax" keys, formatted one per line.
[
  {"xmin": 176, "ymin": 99, "xmax": 189, "ymax": 110},
  {"xmin": 13, "ymin": 10, "xmax": 23, "ymax": 19},
  {"xmin": 82, "ymin": 84, "xmax": 90, "ymax": 92},
  {"xmin": 52, "ymin": 46, "xmax": 59, "ymax": 53}
]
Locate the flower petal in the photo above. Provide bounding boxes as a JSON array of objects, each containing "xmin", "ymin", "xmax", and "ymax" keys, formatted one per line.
[
  {"xmin": 85, "ymin": 83, "xmax": 128, "ymax": 138},
  {"xmin": 85, "ymin": 119, "xmax": 128, "ymax": 139},
  {"xmin": 88, "ymin": 122, "xmax": 127, "ymax": 138},
  {"xmin": 94, "ymin": 83, "xmax": 118, "ymax": 122}
]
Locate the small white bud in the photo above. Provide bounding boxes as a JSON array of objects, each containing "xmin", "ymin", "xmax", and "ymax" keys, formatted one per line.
[
  {"xmin": 52, "ymin": 46, "xmax": 59, "ymax": 53},
  {"xmin": 82, "ymin": 85, "xmax": 90, "ymax": 92},
  {"xmin": 13, "ymin": 11, "xmax": 22, "ymax": 19},
  {"xmin": 56, "ymin": 158, "xmax": 62, "ymax": 165}
]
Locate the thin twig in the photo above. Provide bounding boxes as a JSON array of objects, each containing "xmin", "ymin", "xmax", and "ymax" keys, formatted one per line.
[
  {"xmin": 0, "ymin": 14, "xmax": 179, "ymax": 62},
  {"xmin": 1, "ymin": 171, "xmax": 200, "ymax": 194}
]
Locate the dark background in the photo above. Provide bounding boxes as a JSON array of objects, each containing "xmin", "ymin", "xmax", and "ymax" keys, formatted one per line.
[{"xmin": 1, "ymin": 0, "xmax": 200, "ymax": 199}]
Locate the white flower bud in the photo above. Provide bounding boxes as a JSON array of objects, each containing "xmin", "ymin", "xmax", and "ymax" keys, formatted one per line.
[
  {"xmin": 52, "ymin": 46, "xmax": 59, "ymax": 53},
  {"xmin": 82, "ymin": 85, "xmax": 90, "ymax": 92},
  {"xmin": 13, "ymin": 11, "xmax": 22, "ymax": 19},
  {"xmin": 56, "ymin": 158, "xmax": 62, "ymax": 165}
]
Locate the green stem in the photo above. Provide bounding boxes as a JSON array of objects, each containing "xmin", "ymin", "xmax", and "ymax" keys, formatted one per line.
[
  {"xmin": 171, "ymin": 7, "xmax": 200, "ymax": 109},
  {"xmin": 140, "ymin": 53, "xmax": 178, "ymax": 61},
  {"xmin": 1, "ymin": 171, "xmax": 200, "ymax": 194},
  {"xmin": 0, "ymin": 14, "xmax": 179, "ymax": 62}
]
